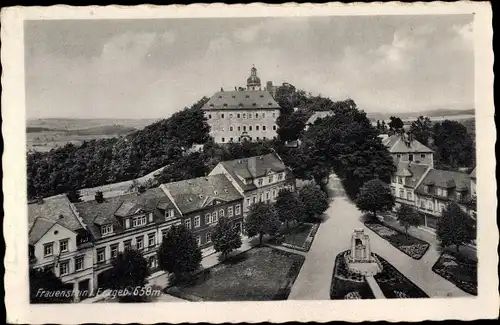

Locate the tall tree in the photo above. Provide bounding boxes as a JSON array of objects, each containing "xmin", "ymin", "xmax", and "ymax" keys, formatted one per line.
[
  {"xmin": 211, "ymin": 217, "xmax": 242, "ymax": 260},
  {"xmin": 298, "ymin": 184, "xmax": 330, "ymax": 221},
  {"xmin": 158, "ymin": 225, "xmax": 202, "ymax": 282},
  {"xmin": 276, "ymin": 109, "xmax": 312, "ymax": 142},
  {"xmin": 432, "ymin": 120, "xmax": 475, "ymax": 170},
  {"xmin": 108, "ymin": 249, "xmax": 150, "ymax": 302},
  {"xmin": 410, "ymin": 116, "xmax": 433, "ymax": 146},
  {"xmin": 154, "ymin": 151, "xmax": 209, "ymax": 184},
  {"xmin": 29, "ymin": 268, "xmax": 73, "ymax": 303},
  {"xmin": 396, "ymin": 204, "xmax": 423, "ymax": 239},
  {"xmin": 244, "ymin": 202, "xmax": 281, "ymax": 245},
  {"xmin": 275, "ymin": 188, "xmax": 306, "ymax": 228},
  {"xmin": 436, "ymin": 202, "xmax": 475, "ymax": 253},
  {"xmin": 66, "ymin": 188, "xmax": 82, "ymax": 203},
  {"xmin": 355, "ymin": 179, "xmax": 395, "ymax": 219},
  {"xmin": 388, "ymin": 116, "xmax": 404, "ymax": 132}
]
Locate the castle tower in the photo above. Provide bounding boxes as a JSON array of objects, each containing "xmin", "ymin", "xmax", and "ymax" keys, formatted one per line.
[{"xmin": 247, "ymin": 65, "xmax": 261, "ymax": 90}]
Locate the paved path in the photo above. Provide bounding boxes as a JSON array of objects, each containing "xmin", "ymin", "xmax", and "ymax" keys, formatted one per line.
[
  {"xmin": 366, "ymin": 276, "xmax": 386, "ymax": 299},
  {"xmin": 289, "ymin": 174, "xmax": 471, "ymax": 299}
]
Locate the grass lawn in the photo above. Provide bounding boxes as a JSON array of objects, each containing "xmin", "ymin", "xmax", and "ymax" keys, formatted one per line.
[
  {"xmin": 167, "ymin": 246, "xmax": 305, "ymax": 301},
  {"xmin": 330, "ymin": 250, "xmax": 375, "ymax": 300},
  {"xmin": 269, "ymin": 223, "xmax": 318, "ymax": 252},
  {"xmin": 365, "ymin": 220, "xmax": 430, "ymax": 260},
  {"xmin": 432, "ymin": 250, "xmax": 477, "ymax": 295},
  {"xmin": 373, "ymin": 254, "xmax": 429, "ymax": 298}
]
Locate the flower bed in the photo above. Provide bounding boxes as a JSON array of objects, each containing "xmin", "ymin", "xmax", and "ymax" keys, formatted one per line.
[
  {"xmin": 373, "ymin": 254, "xmax": 429, "ymax": 299},
  {"xmin": 432, "ymin": 251, "xmax": 477, "ymax": 295},
  {"xmin": 330, "ymin": 251, "xmax": 375, "ymax": 300},
  {"xmin": 270, "ymin": 223, "xmax": 319, "ymax": 252},
  {"xmin": 364, "ymin": 221, "xmax": 430, "ymax": 260},
  {"xmin": 166, "ymin": 246, "xmax": 305, "ymax": 301}
]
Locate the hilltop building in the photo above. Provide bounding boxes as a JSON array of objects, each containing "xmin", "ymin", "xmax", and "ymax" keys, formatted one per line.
[
  {"xmin": 209, "ymin": 152, "xmax": 295, "ymax": 216},
  {"xmin": 202, "ymin": 66, "xmax": 281, "ymax": 143}
]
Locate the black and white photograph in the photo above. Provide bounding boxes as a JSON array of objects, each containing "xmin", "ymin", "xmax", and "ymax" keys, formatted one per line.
[{"xmin": 2, "ymin": 2, "xmax": 497, "ymax": 323}]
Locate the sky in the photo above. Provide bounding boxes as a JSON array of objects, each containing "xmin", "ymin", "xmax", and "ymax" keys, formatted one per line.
[{"xmin": 25, "ymin": 15, "xmax": 474, "ymax": 119}]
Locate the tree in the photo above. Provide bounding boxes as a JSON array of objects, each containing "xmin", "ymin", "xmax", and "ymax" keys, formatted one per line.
[
  {"xmin": 276, "ymin": 109, "xmax": 311, "ymax": 142},
  {"xmin": 66, "ymin": 188, "xmax": 82, "ymax": 203},
  {"xmin": 211, "ymin": 216, "xmax": 242, "ymax": 260},
  {"xmin": 298, "ymin": 184, "xmax": 329, "ymax": 221},
  {"xmin": 29, "ymin": 268, "xmax": 73, "ymax": 303},
  {"xmin": 409, "ymin": 116, "xmax": 432, "ymax": 146},
  {"xmin": 381, "ymin": 120, "xmax": 387, "ymax": 133},
  {"xmin": 436, "ymin": 202, "xmax": 475, "ymax": 253},
  {"xmin": 388, "ymin": 116, "xmax": 404, "ymax": 132},
  {"xmin": 275, "ymin": 188, "xmax": 306, "ymax": 228},
  {"xmin": 396, "ymin": 204, "xmax": 422, "ymax": 238},
  {"xmin": 355, "ymin": 179, "xmax": 394, "ymax": 219},
  {"xmin": 376, "ymin": 120, "xmax": 381, "ymax": 131},
  {"xmin": 158, "ymin": 225, "xmax": 202, "ymax": 282},
  {"xmin": 245, "ymin": 202, "xmax": 281, "ymax": 245},
  {"xmin": 108, "ymin": 249, "xmax": 150, "ymax": 302},
  {"xmin": 432, "ymin": 120, "xmax": 475, "ymax": 170}
]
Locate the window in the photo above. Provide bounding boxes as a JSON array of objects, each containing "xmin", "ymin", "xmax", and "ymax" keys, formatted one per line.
[
  {"xmin": 262, "ymin": 125, "xmax": 267, "ymax": 131},
  {"xmin": 249, "ymin": 125, "xmax": 253, "ymax": 131},
  {"xmin": 246, "ymin": 198, "xmax": 251, "ymax": 206},
  {"xmin": 205, "ymin": 214, "xmax": 211, "ymax": 224},
  {"xmin": 428, "ymin": 201, "xmax": 434, "ymax": 211},
  {"xmin": 409, "ymin": 154, "xmax": 414, "ymax": 162},
  {"xmin": 165, "ymin": 209, "xmax": 174, "ymax": 220},
  {"xmin": 397, "ymin": 177, "xmax": 402, "ymax": 184},
  {"xmin": 59, "ymin": 260, "xmax": 70, "ymax": 276},
  {"xmin": 268, "ymin": 175, "xmax": 273, "ymax": 183},
  {"xmin": 208, "ymin": 114, "xmax": 212, "ymax": 119},
  {"xmin": 206, "ymin": 232, "xmax": 212, "ymax": 243},
  {"xmin": 262, "ymin": 113, "xmax": 266, "ymax": 118},
  {"xmin": 221, "ymin": 137, "xmax": 225, "ymax": 143},
  {"xmin": 161, "ymin": 229, "xmax": 168, "ymax": 238},
  {"xmin": 124, "ymin": 240, "xmax": 132, "ymax": 250},
  {"xmin": 196, "ymin": 236, "xmax": 201, "ymax": 246},
  {"xmin": 273, "ymin": 189, "xmax": 277, "ymax": 198},
  {"xmin": 97, "ymin": 248, "xmax": 105, "ymax": 263},
  {"xmin": 256, "ymin": 125, "xmax": 260, "ymax": 131},
  {"xmin": 219, "ymin": 209, "xmax": 225, "ymax": 217},
  {"xmin": 243, "ymin": 126, "xmax": 247, "ymax": 131},
  {"xmin": 136, "ymin": 236, "xmax": 144, "ymax": 250},
  {"xmin": 273, "ymin": 125, "xmax": 277, "ymax": 130},
  {"xmin": 212, "ymin": 211, "xmax": 218, "ymax": 223},
  {"xmin": 59, "ymin": 239, "xmax": 69, "ymax": 253},
  {"xmin": 43, "ymin": 243, "xmax": 53, "ymax": 257},
  {"xmin": 237, "ymin": 126, "xmax": 241, "ymax": 131},
  {"xmin": 266, "ymin": 191, "xmax": 270, "ymax": 201},
  {"xmin": 235, "ymin": 204, "xmax": 241, "ymax": 215},
  {"xmin": 249, "ymin": 113, "xmax": 252, "ymax": 118},
  {"xmin": 228, "ymin": 207, "xmax": 233, "ymax": 217},
  {"xmin": 442, "ymin": 189, "xmax": 448, "ymax": 197},
  {"xmin": 397, "ymin": 154, "xmax": 401, "ymax": 159},
  {"xmin": 420, "ymin": 154, "xmax": 426, "ymax": 159},
  {"xmin": 132, "ymin": 215, "xmax": 147, "ymax": 227},
  {"xmin": 420, "ymin": 200, "xmax": 425, "ymax": 208},
  {"xmin": 185, "ymin": 219, "xmax": 192, "ymax": 230},
  {"xmin": 75, "ymin": 256, "xmax": 84, "ymax": 271},
  {"xmin": 263, "ymin": 136, "xmax": 267, "ymax": 140},
  {"xmin": 101, "ymin": 224, "xmax": 113, "ymax": 235},
  {"xmin": 407, "ymin": 191, "xmax": 413, "ymax": 201},
  {"xmin": 278, "ymin": 172, "xmax": 284, "ymax": 181},
  {"xmin": 391, "ymin": 187, "xmax": 396, "ymax": 195},
  {"xmin": 253, "ymin": 196, "xmax": 257, "ymax": 204},
  {"xmin": 230, "ymin": 137, "xmax": 233, "ymax": 142},
  {"xmin": 399, "ymin": 189, "xmax": 404, "ymax": 198},
  {"xmin": 194, "ymin": 216, "xmax": 200, "ymax": 228},
  {"xmin": 221, "ymin": 113, "xmax": 225, "ymax": 118},
  {"xmin": 273, "ymin": 113, "xmax": 276, "ymax": 117},
  {"xmin": 424, "ymin": 185, "xmax": 429, "ymax": 193},
  {"xmin": 258, "ymin": 178, "xmax": 263, "ymax": 186},
  {"xmin": 230, "ymin": 113, "xmax": 233, "ymax": 118},
  {"xmin": 230, "ymin": 126, "xmax": 233, "ymax": 131},
  {"xmin": 148, "ymin": 233, "xmax": 156, "ymax": 247},
  {"xmin": 110, "ymin": 244, "xmax": 118, "ymax": 258},
  {"xmin": 243, "ymin": 113, "xmax": 246, "ymax": 118},
  {"xmin": 256, "ymin": 113, "xmax": 259, "ymax": 118},
  {"xmin": 237, "ymin": 113, "xmax": 241, "ymax": 118}
]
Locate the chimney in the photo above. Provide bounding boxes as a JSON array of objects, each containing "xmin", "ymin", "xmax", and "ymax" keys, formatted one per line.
[
  {"xmin": 235, "ymin": 86, "xmax": 237, "ymax": 91},
  {"xmin": 221, "ymin": 87, "xmax": 224, "ymax": 92}
]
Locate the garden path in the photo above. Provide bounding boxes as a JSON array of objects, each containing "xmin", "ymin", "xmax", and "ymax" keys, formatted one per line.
[
  {"xmin": 365, "ymin": 276, "xmax": 386, "ymax": 299},
  {"xmin": 288, "ymin": 174, "xmax": 471, "ymax": 299}
]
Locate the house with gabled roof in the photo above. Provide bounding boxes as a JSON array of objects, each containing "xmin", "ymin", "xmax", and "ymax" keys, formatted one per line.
[
  {"xmin": 414, "ymin": 169, "xmax": 476, "ymax": 230},
  {"xmin": 160, "ymin": 174, "xmax": 244, "ymax": 249},
  {"xmin": 382, "ymin": 132, "xmax": 434, "ymax": 168},
  {"xmin": 208, "ymin": 152, "xmax": 295, "ymax": 216},
  {"xmin": 28, "ymin": 194, "xmax": 94, "ymax": 300},
  {"xmin": 73, "ymin": 187, "xmax": 181, "ymax": 290},
  {"xmin": 390, "ymin": 161, "xmax": 432, "ymax": 212}
]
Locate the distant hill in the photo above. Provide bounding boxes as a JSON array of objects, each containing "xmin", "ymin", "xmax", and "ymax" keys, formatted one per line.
[
  {"xmin": 27, "ymin": 124, "xmax": 137, "ymax": 136},
  {"xmin": 27, "ymin": 118, "xmax": 160, "ymax": 131},
  {"xmin": 367, "ymin": 108, "xmax": 475, "ymax": 121}
]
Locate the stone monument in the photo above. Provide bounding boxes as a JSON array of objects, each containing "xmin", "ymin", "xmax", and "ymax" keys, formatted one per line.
[{"xmin": 345, "ymin": 229, "xmax": 382, "ymax": 276}]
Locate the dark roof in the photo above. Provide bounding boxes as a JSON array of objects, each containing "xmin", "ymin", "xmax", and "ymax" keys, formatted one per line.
[
  {"xmin": 162, "ymin": 174, "xmax": 243, "ymax": 214},
  {"xmin": 219, "ymin": 152, "xmax": 287, "ymax": 191},
  {"xmin": 395, "ymin": 162, "xmax": 430, "ymax": 188},
  {"xmin": 73, "ymin": 188, "xmax": 174, "ymax": 240},
  {"xmin": 417, "ymin": 169, "xmax": 471, "ymax": 194},
  {"xmin": 382, "ymin": 135, "xmax": 433, "ymax": 153},
  {"xmin": 28, "ymin": 194, "xmax": 84, "ymax": 245},
  {"xmin": 202, "ymin": 90, "xmax": 280, "ymax": 110}
]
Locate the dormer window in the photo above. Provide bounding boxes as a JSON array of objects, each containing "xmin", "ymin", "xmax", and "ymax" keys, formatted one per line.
[
  {"xmin": 165, "ymin": 209, "xmax": 174, "ymax": 220},
  {"xmin": 239, "ymin": 103, "xmax": 243, "ymax": 107},
  {"xmin": 199, "ymin": 194, "xmax": 204, "ymax": 199},
  {"xmin": 209, "ymin": 103, "xmax": 214, "ymax": 107},
  {"xmin": 132, "ymin": 215, "xmax": 147, "ymax": 227},
  {"xmin": 214, "ymin": 190, "xmax": 218, "ymax": 195},
  {"xmin": 223, "ymin": 103, "xmax": 228, "ymax": 107},
  {"xmin": 260, "ymin": 94, "xmax": 264, "ymax": 98},
  {"xmin": 101, "ymin": 224, "xmax": 113, "ymax": 236},
  {"xmin": 218, "ymin": 95, "xmax": 222, "ymax": 99},
  {"xmin": 252, "ymin": 102, "xmax": 257, "ymax": 106},
  {"xmin": 258, "ymin": 178, "xmax": 263, "ymax": 186},
  {"xmin": 268, "ymin": 102, "xmax": 272, "ymax": 106}
]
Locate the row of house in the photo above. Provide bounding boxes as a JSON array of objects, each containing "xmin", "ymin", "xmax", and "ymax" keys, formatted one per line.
[
  {"xmin": 381, "ymin": 133, "xmax": 477, "ymax": 231},
  {"xmin": 28, "ymin": 152, "xmax": 294, "ymax": 301}
]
